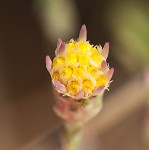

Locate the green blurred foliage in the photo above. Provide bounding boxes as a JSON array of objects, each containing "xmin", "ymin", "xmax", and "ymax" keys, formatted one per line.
[
  {"xmin": 35, "ymin": 0, "xmax": 79, "ymax": 44},
  {"xmin": 106, "ymin": 0, "xmax": 149, "ymax": 72}
]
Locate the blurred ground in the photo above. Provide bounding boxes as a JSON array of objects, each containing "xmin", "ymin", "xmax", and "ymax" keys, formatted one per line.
[{"xmin": 100, "ymin": 108, "xmax": 145, "ymax": 150}]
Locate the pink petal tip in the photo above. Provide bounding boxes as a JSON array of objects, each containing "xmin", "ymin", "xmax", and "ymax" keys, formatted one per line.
[
  {"xmin": 75, "ymin": 90, "xmax": 84, "ymax": 100},
  {"xmin": 57, "ymin": 37, "xmax": 62, "ymax": 50},
  {"xmin": 101, "ymin": 60, "xmax": 107, "ymax": 72},
  {"xmin": 78, "ymin": 24, "xmax": 87, "ymax": 42},
  {"xmin": 102, "ymin": 42, "xmax": 109, "ymax": 59},
  {"xmin": 46, "ymin": 55, "xmax": 52, "ymax": 71},
  {"xmin": 92, "ymin": 85, "xmax": 105, "ymax": 96},
  {"xmin": 56, "ymin": 42, "xmax": 66, "ymax": 56},
  {"xmin": 53, "ymin": 79, "xmax": 66, "ymax": 93},
  {"xmin": 106, "ymin": 68, "xmax": 114, "ymax": 81}
]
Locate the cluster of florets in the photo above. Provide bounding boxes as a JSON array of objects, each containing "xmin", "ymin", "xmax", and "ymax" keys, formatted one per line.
[{"xmin": 46, "ymin": 25, "xmax": 114, "ymax": 99}]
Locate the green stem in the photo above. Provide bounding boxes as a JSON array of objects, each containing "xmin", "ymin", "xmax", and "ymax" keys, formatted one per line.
[
  {"xmin": 61, "ymin": 95, "xmax": 103, "ymax": 150},
  {"xmin": 62, "ymin": 122, "xmax": 83, "ymax": 150}
]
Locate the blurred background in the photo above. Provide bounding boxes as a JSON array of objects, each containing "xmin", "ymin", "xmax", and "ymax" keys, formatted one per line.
[{"xmin": 0, "ymin": 0, "xmax": 149, "ymax": 150}]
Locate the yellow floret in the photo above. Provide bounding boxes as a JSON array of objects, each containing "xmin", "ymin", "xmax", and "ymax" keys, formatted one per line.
[
  {"xmin": 91, "ymin": 54, "xmax": 102, "ymax": 65},
  {"xmin": 76, "ymin": 42, "xmax": 91, "ymax": 53},
  {"xmin": 88, "ymin": 66, "xmax": 100, "ymax": 79},
  {"xmin": 53, "ymin": 57, "xmax": 65, "ymax": 67},
  {"xmin": 67, "ymin": 81, "xmax": 79, "ymax": 96},
  {"xmin": 78, "ymin": 54, "xmax": 89, "ymax": 66},
  {"xmin": 96, "ymin": 76, "xmax": 107, "ymax": 87},
  {"xmin": 91, "ymin": 46, "xmax": 101, "ymax": 55},
  {"xmin": 82, "ymin": 80, "xmax": 94, "ymax": 94},
  {"xmin": 73, "ymin": 67, "xmax": 85, "ymax": 78},
  {"xmin": 62, "ymin": 67, "xmax": 72, "ymax": 79},
  {"xmin": 65, "ymin": 53, "xmax": 77, "ymax": 66},
  {"xmin": 52, "ymin": 72, "xmax": 59, "ymax": 79},
  {"xmin": 66, "ymin": 40, "xmax": 75, "ymax": 51}
]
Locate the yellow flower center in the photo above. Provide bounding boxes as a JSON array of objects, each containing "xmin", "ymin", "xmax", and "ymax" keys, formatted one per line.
[{"xmin": 51, "ymin": 40, "xmax": 108, "ymax": 97}]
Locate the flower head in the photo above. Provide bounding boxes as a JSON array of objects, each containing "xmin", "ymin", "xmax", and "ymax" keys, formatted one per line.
[{"xmin": 46, "ymin": 25, "xmax": 114, "ymax": 99}]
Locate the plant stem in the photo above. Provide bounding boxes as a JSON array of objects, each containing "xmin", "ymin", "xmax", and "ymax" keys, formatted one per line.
[{"xmin": 62, "ymin": 122, "xmax": 83, "ymax": 150}]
